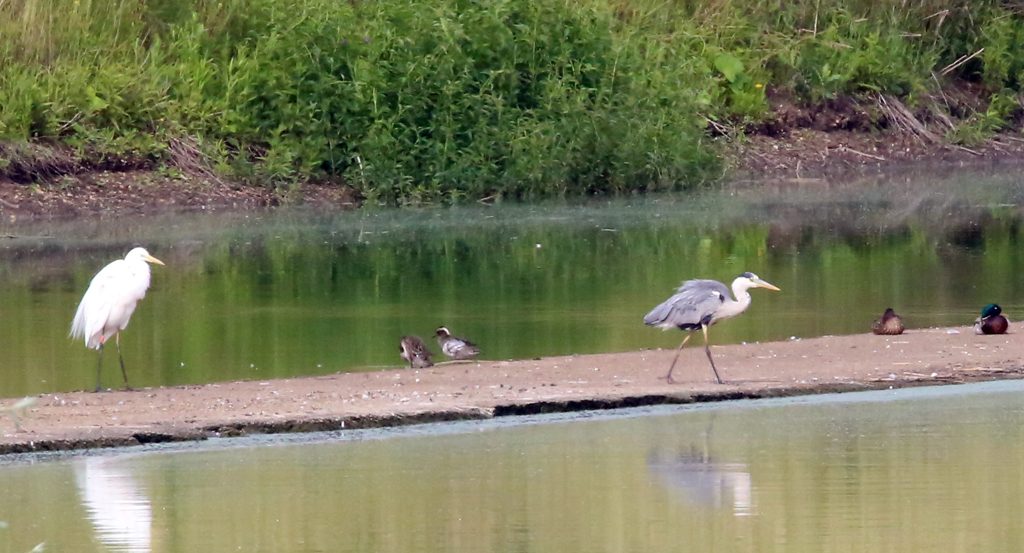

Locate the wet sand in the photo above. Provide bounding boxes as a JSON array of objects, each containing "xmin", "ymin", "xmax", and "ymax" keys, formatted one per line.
[{"xmin": 1, "ymin": 325, "xmax": 1021, "ymax": 455}]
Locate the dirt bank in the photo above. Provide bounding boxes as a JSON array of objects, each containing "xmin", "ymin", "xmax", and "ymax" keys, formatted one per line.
[
  {"xmin": 6, "ymin": 90, "xmax": 1024, "ymax": 220},
  {"xmin": 1, "ymin": 324, "xmax": 1020, "ymax": 455},
  {"xmin": 0, "ymin": 170, "xmax": 359, "ymax": 221}
]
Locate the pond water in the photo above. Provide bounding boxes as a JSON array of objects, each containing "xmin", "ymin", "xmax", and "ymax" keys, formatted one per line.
[
  {"xmin": 1, "ymin": 380, "xmax": 1022, "ymax": 552},
  {"xmin": 3, "ymin": 167, "xmax": 1024, "ymax": 394}
]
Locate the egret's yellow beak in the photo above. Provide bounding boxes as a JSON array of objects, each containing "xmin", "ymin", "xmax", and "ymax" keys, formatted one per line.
[
  {"xmin": 756, "ymin": 279, "xmax": 780, "ymax": 292},
  {"xmin": 145, "ymin": 254, "xmax": 165, "ymax": 266}
]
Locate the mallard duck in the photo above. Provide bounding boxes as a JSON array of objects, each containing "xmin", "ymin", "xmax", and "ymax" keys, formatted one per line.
[
  {"xmin": 974, "ymin": 303, "xmax": 1009, "ymax": 335},
  {"xmin": 871, "ymin": 307, "xmax": 905, "ymax": 335},
  {"xmin": 435, "ymin": 327, "xmax": 481, "ymax": 360},
  {"xmin": 399, "ymin": 336, "xmax": 433, "ymax": 368}
]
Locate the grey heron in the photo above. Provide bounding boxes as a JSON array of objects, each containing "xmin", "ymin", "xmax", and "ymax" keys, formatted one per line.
[
  {"xmin": 643, "ymin": 272, "xmax": 780, "ymax": 384},
  {"xmin": 400, "ymin": 336, "xmax": 434, "ymax": 368},
  {"xmin": 871, "ymin": 308, "xmax": 904, "ymax": 335},
  {"xmin": 974, "ymin": 303, "xmax": 1008, "ymax": 335},
  {"xmin": 435, "ymin": 327, "xmax": 480, "ymax": 360},
  {"xmin": 70, "ymin": 247, "xmax": 165, "ymax": 392}
]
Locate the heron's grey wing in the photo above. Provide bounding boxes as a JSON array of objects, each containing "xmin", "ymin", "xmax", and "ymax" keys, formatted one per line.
[{"xmin": 643, "ymin": 279, "xmax": 729, "ymax": 329}]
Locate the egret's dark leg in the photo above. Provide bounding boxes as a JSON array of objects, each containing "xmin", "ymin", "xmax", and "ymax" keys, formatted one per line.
[
  {"xmin": 664, "ymin": 333, "xmax": 692, "ymax": 384},
  {"xmin": 115, "ymin": 333, "xmax": 131, "ymax": 390},
  {"xmin": 701, "ymin": 324, "xmax": 723, "ymax": 384},
  {"xmin": 94, "ymin": 344, "xmax": 105, "ymax": 393}
]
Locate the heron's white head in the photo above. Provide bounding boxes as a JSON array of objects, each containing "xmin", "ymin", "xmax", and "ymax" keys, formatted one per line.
[
  {"xmin": 125, "ymin": 247, "xmax": 165, "ymax": 266},
  {"xmin": 733, "ymin": 272, "xmax": 780, "ymax": 293}
]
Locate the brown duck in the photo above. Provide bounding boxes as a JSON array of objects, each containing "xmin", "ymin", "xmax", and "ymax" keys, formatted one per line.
[
  {"xmin": 399, "ymin": 335, "xmax": 434, "ymax": 368},
  {"xmin": 871, "ymin": 308, "xmax": 905, "ymax": 335}
]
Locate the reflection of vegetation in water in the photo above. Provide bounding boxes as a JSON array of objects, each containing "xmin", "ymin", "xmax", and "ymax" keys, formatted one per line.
[{"xmin": 2, "ymin": 171, "xmax": 1024, "ymax": 394}]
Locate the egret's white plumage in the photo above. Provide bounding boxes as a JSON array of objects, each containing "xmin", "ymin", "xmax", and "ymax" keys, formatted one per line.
[
  {"xmin": 644, "ymin": 272, "xmax": 779, "ymax": 384},
  {"xmin": 70, "ymin": 247, "xmax": 164, "ymax": 391}
]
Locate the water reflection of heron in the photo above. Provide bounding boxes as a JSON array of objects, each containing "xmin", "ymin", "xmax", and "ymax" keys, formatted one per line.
[
  {"xmin": 647, "ymin": 449, "xmax": 754, "ymax": 517},
  {"xmin": 647, "ymin": 423, "xmax": 755, "ymax": 517},
  {"xmin": 74, "ymin": 456, "xmax": 152, "ymax": 553}
]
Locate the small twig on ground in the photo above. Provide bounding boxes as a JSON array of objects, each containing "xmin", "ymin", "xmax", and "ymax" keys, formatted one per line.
[
  {"xmin": 840, "ymin": 146, "xmax": 886, "ymax": 161},
  {"xmin": 930, "ymin": 72, "xmax": 953, "ymax": 117},
  {"xmin": 704, "ymin": 117, "xmax": 732, "ymax": 138},
  {"xmin": 56, "ymin": 111, "xmax": 84, "ymax": 134},
  {"xmin": 923, "ymin": 9, "xmax": 949, "ymax": 23},
  {"xmin": 951, "ymin": 144, "xmax": 982, "ymax": 156},
  {"xmin": 940, "ymin": 48, "xmax": 984, "ymax": 76},
  {"xmin": 877, "ymin": 94, "xmax": 940, "ymax": 144},
  {"xmin": 168, "ymin": 135, "xmax": 226, "ymax": 186}
]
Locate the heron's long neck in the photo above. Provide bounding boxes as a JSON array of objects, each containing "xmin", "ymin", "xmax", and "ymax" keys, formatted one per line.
[{"xmin": 715, "ymin": 283, "xmax": 753, "ymax": 321}]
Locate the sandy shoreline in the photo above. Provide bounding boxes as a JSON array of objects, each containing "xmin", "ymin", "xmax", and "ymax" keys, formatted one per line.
[{"xmin": 0, "ymin": 324, "xmax": 1020, "ymax": 455}]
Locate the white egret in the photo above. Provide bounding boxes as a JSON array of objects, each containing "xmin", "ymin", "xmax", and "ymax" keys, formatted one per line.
[
  {"xmin": 644, "ymin": 272, "xmax": 780, "ymax": 384},
  {"xmin": 70, "ymin": 247, "xmax": 164, "ymax": 391}
]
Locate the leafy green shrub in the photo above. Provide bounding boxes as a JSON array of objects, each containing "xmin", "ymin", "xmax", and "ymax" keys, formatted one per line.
[{"xmin": 4, "ymin": 0, "xmax": 1024, "ymax": 202}]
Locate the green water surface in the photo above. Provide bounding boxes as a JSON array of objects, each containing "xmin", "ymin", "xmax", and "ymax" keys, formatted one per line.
[
  {"xmin": 2, "ymin": 168, "xmax": 1023, "ymax": 394},
  {"xmin": 2, "ymin": 380, "xmax": 1022, "ymax": 552}
]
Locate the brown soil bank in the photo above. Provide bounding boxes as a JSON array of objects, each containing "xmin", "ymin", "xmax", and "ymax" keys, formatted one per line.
[
  {"xmin": 1, "ymin": 325, "xmax": 1021, "ymax": 455},
  {"xmin": 6, "ymin": 92, "xmax": 1024, "ymax": 220}
]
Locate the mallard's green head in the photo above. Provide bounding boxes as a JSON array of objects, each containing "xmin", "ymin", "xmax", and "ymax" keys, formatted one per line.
[{"xmin": 981, "ymin": 303, "xmax": 1002, "ymax": 318}]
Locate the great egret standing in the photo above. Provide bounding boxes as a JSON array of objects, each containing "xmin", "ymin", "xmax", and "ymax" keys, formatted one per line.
[
  {"xmin": 70, "ymin": 247, "xmax": 165, "ymax": 391},
  {"xmin": 435, "ymin": 327, "xmax": 480, "ymax": 360},
  {"xmin": 644, "ymin": 272, "xmax": 780, "ymax": 384}
]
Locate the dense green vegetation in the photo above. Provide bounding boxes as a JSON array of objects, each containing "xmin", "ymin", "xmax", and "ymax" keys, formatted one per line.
[{"xmin": 1, "ymin": 0, "xmax": 1023, "ymax": 203}]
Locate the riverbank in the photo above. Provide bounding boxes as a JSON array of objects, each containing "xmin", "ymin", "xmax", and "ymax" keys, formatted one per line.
[
  {"xmin": 5, "ymin": 123, "xmax": 1024, "ymax": 221},
  {"xmin": 2, "ymin": 324, "xmax": 1021, "ymax": 455}
]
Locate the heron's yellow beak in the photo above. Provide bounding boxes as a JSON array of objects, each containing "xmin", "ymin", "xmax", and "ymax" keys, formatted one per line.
[
  {"xmin": 757, "ymin": 279, "xmax": 781, "ymax": 291},
  {"xmin": 144, "ymin": 254, "xmax": 165, "ymax": 266}
]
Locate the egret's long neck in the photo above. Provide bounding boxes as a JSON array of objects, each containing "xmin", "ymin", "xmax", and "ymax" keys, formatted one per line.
[{"xmin": 714, "ymin": 281, "xmax": 753, "ymax": 321}]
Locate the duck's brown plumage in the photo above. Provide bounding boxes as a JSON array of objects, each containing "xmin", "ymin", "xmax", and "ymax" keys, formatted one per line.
[
  {"xmin": 871, "ymin": 307, "xmax": 905, "ymax": 335},
  {"xmin": 400, "ymin": 335, "xmax": 434, "ymax": 368},
  {"xmin": 975, "ymin": 304, "xmax": 1009, "ymax": 335}
]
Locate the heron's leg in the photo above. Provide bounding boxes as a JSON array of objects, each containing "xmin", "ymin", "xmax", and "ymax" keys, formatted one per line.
[
  {"xmin": 701, "ymin": 324, "xmax": 723, "ymax": 384},
  {"xmin": 94, "ymin": 343, "xmax": 105, "ymax": 393},
  {"xmin": 664, "ymin": 333, "xmax": 692, "ymax": 384},
  {"xmin": 115, "ymin": 332, "xmax": 131, "ymax": 390}
]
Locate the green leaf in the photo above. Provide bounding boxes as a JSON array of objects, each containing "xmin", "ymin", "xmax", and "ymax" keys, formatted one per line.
[
  {"xmin": 85, "ymin": 85, "xmax": 109, "ymax": 112},
  {"xmin": 713, "ymin": 53, "xmax": 744, "ymax": 83}
]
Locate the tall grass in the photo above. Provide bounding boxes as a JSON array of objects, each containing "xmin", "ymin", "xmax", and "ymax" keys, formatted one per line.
[{"xmin": 2, "ymin": 0, "xmax": 1024, "ymax": 202}]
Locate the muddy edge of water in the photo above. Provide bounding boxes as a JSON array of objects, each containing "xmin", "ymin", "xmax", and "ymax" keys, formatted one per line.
[{"xmin": 1, "ymin": 325, "xmax": 1021, "ymax": 456}]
